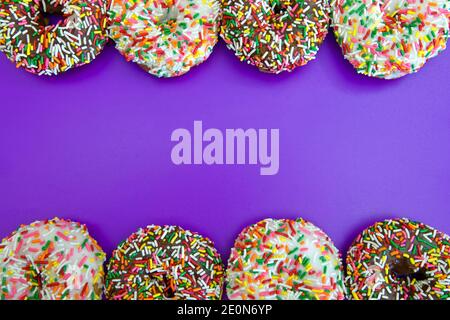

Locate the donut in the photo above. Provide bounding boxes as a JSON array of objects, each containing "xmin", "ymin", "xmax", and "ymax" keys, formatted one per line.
[
  {"xmin": 0, "ymin": 0, "xmax": 109, "ymax": 76},
  {"xmin": 346, "ymin": 218, "xmax": 450, "ymax": 300},
  {"xmin": 226, "ymin": 218, "xmax": 345, "ymax": 300},
  {"xmin": 105, "ymin": 225, "xmax": 224, "ymax": 300},
  {"xmin": 220, "ymin": 0, "xmax": 330, "ymax": 74},
  {"xmin": 331, "ymin": 0, "xmax": 450, "ymax": 79},
  {"xmin": 108, "ymin": 0, "xmax": 221, "ymax": 77},
  {"xmin": 0, "ymin": 218, "xmax": 106, "ymax": 300}
]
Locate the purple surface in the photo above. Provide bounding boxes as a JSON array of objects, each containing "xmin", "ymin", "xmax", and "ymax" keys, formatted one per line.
[{"xmin": 0, "ymin": 35, "xmax": 450, "ymax": 273}]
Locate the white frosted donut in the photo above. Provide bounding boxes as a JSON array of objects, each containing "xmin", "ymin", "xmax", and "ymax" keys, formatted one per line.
[
  {"xmin": 0, "ymin": 218, "xmax": 105, "ymax": 300},
  {"xmin": 108, "ymin": 0, "xmax": 221, "ymax": 77},
  {"xmin": 331, "ymin": 0, "xmax": 450, "ymax": 79},
  {"xmin": 226, "ymin": 218, "xmax": 345, "ymax": 300}
]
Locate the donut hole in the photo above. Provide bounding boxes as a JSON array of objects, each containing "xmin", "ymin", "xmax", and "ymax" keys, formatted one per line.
[
  {"xmin": 272, "ymin": 4, "xmax": 283, "ymax": 15},
  {"xmin": 162, "ymin": 275, "xmax": 176, "ymax": 299},
  {"xmin": 41, "ymin": 10, "xmax": 65, "ymax": 26},
  {"xmin": 163, "ymin": 285, "xmax": 176, "ymax": 299},
  {"xmin": 394, "ymin": 267, "xmax": 428, "ymax": 281},
  {"xmin": 159, "ymin": 7, "xmax": 180, "ymax": 26},
  {"xmin": 392, "ymin": 258, "xmax": 428, "ymax": 282}
]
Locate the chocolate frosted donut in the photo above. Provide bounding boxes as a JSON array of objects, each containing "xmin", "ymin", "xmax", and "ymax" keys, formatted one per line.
[
  {"xmin": 347, "ymin": 218, "xmax": 450, "ymax": 300},
  {"xmin": 220, "ymin": 0, "xmax": 330, "ymax": 73},
  {"xmin": 105, "ymin": 225, "xmax": 224, "ymax": 300},
  {"xmin": 0, "ymin": 0, "xmax": 109, "ymax": 75}
]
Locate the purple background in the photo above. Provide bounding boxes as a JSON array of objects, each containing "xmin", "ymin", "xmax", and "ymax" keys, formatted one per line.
[{"xmin": 0, "ymin": 34, "xmax": 449, "ymax": 292}]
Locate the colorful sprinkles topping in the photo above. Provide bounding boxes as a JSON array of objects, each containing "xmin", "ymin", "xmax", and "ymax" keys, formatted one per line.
[
  {"xmin": 0, "ymin": 0, "xmax": 109, "ymax": 76},
  {"xmin": 220, "ymin": 0, "xmax": 330, "ymax": 73},
  {"xmin": 0, "ymin": 218, "xmax": 106, "ymax": 300},
  {"xmin": 346, "ymin": 218, "xmax": 450, "ymax": 300},
  {"xmin": 226, "ymin": 218, "xmax": 345, "ymax": 300},
  {"xmin": 105, "ymin": 225, "xmax": 224, "ymax": 300},
  {"xmin": 108, "ymin": 0, "xmax": 221, "ymax": 77},
  {"xmin": 331, "ymin": 0, "xmax": 450, "ymax": 79}
]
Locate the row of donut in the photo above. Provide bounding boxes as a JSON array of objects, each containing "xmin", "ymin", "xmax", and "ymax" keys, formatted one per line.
[
  {"xmin": 1, "ymin": 217, "xmax": 449, "ymax": 300},
  {"xmin": 0, "ymin": 0, "xmax": 449, "ymax": 79}
]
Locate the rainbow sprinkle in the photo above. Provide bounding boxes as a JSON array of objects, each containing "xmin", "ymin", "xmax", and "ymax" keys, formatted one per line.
[
  {"xmin": 226, "ymin": 218, "xmax": 345, "ymax": 300},
  {"xmin": 220, "ymin": 0, "xmax": 330, "ymax": 73},
  {"xmin": 331, "ymin": 0, "xmax": 450, "ymax": 79},
  {"xmin": 346, "ymin": 218, "xmax": 450, "ymax": 300},
  {"xmin": 108, "ymin": 0, "xmax": 221, "ymax": 77},
  {"xmin": 105, "ymin": 225, "xmax": 224, "ymax": 300},
  {"xmin": 0, "ymin": 218, "xmax": 106, "ymax": 300},
  {"xmin": 0, "ymin": 0, "xmax": 109, "ymax": 76}
]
